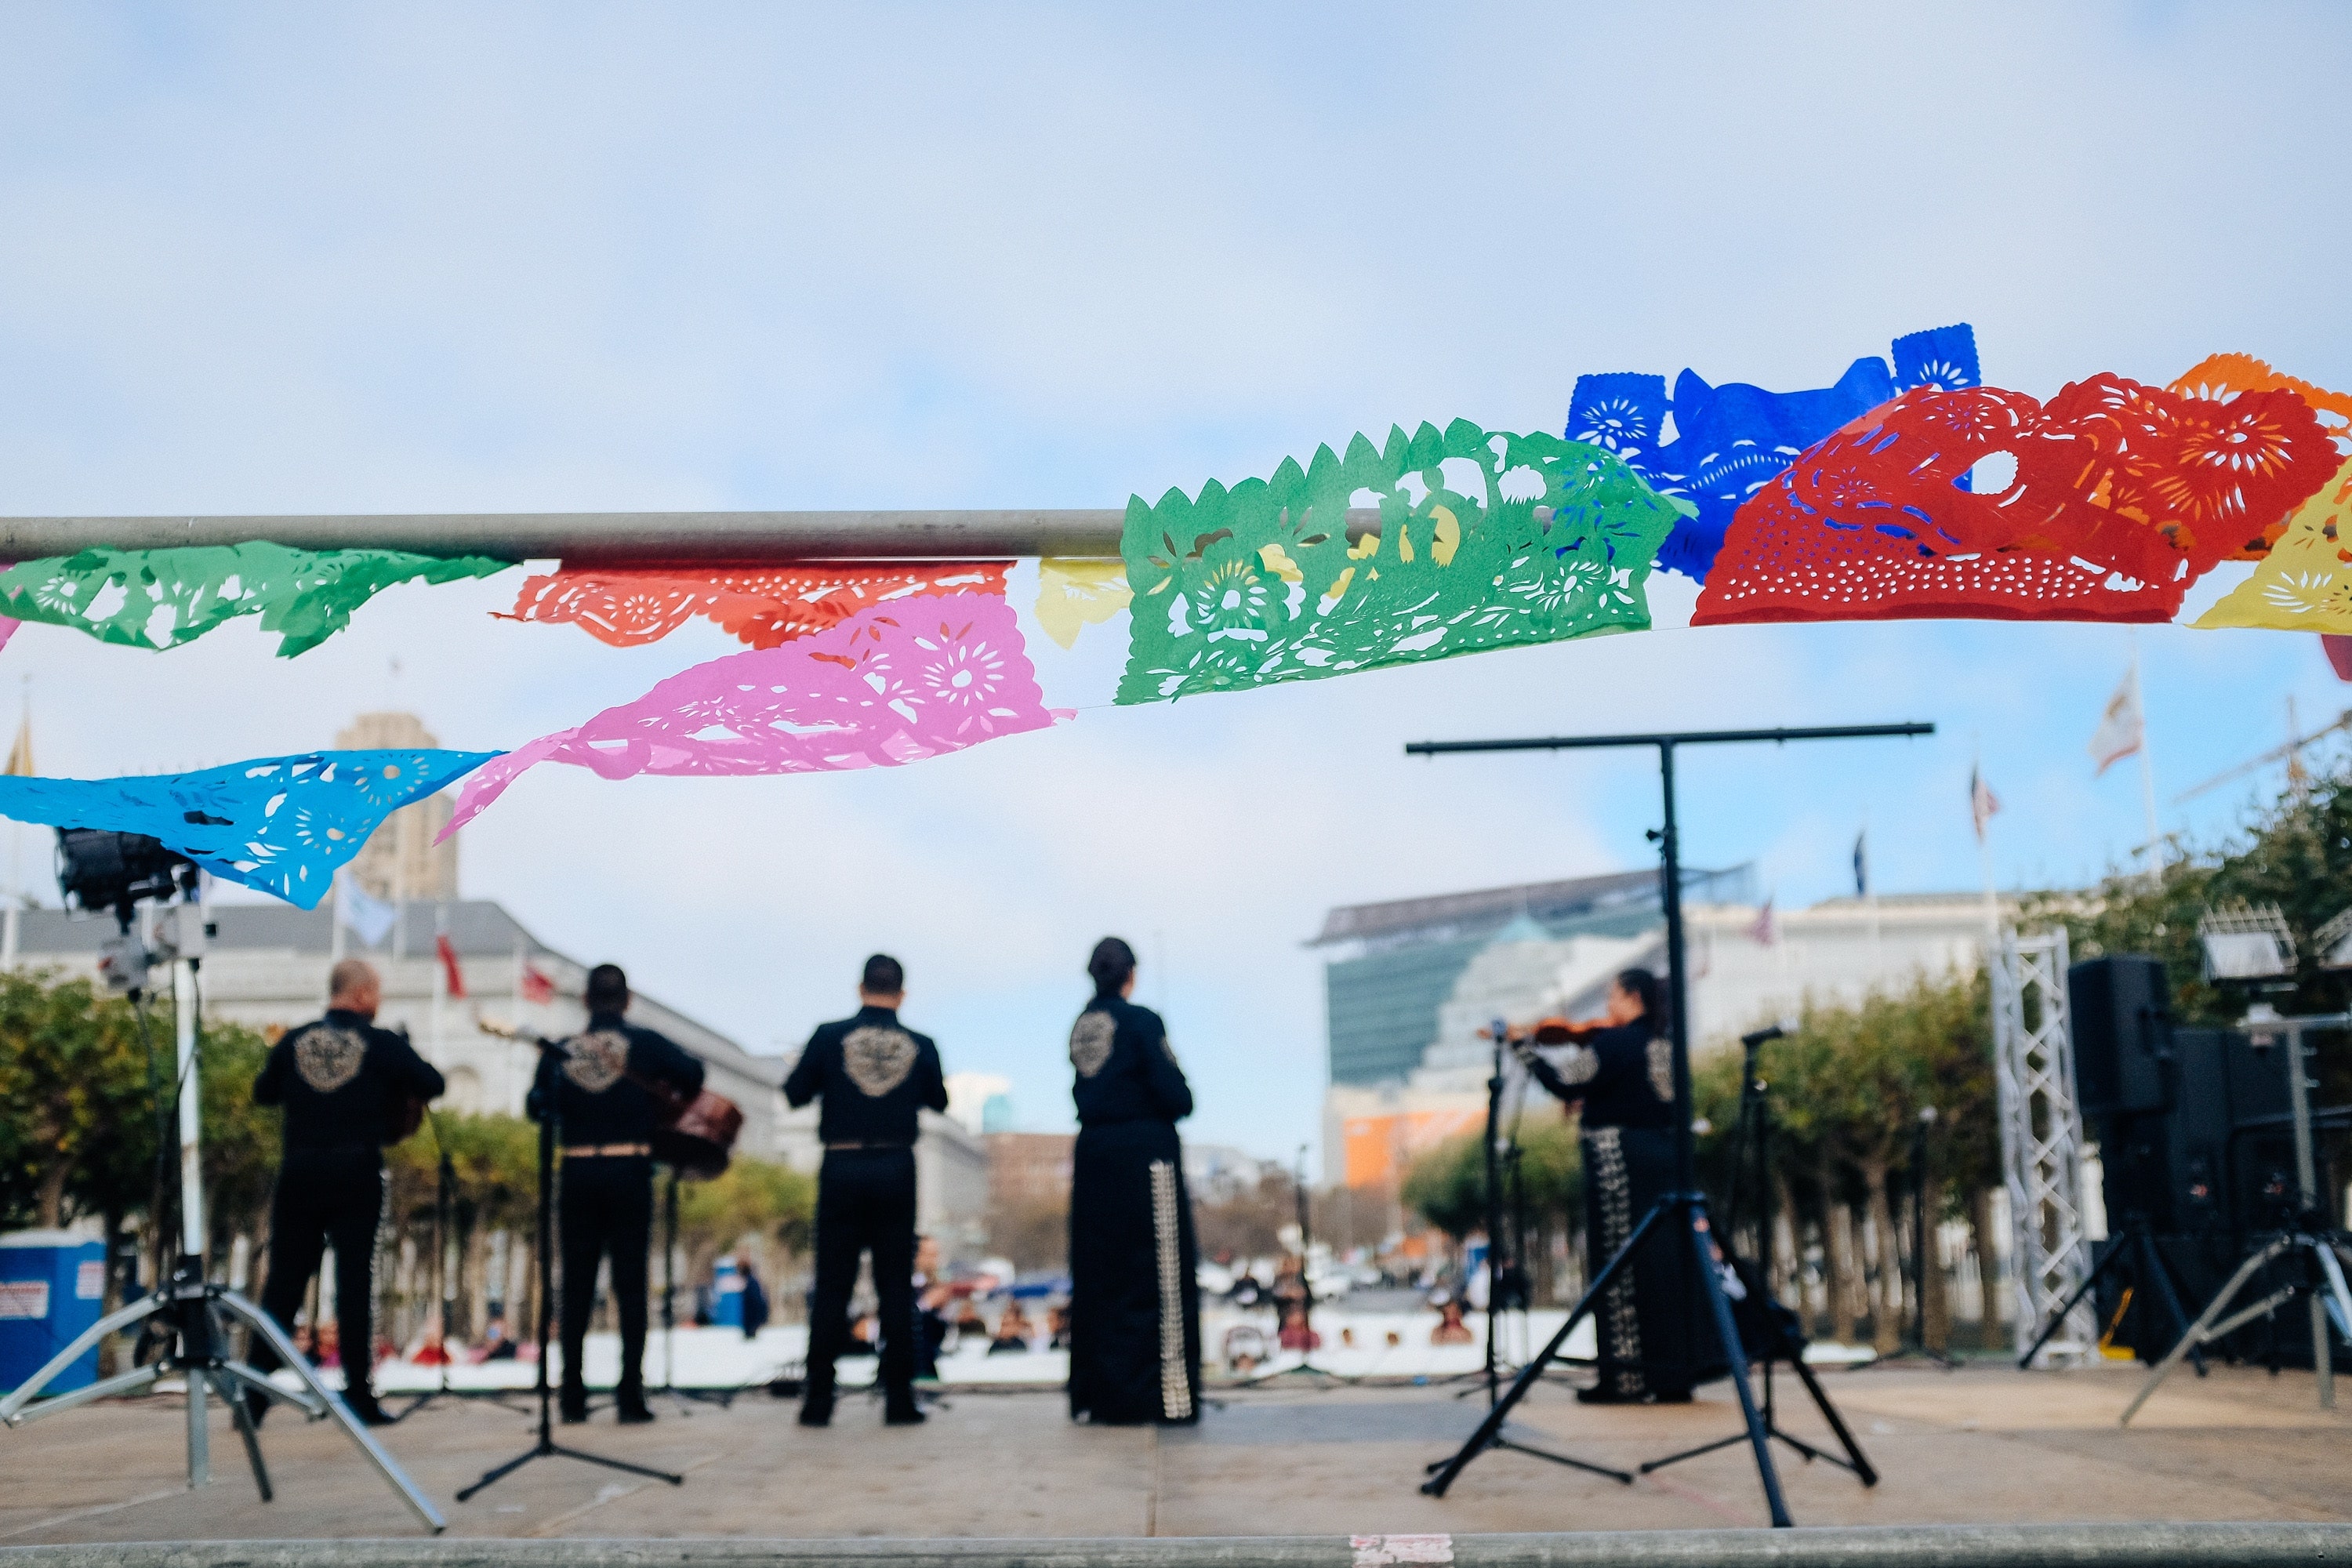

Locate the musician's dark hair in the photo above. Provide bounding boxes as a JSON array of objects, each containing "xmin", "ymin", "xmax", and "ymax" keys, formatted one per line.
[
  {"xmin": 1614, "ymin": 967, "xmax": 1666, "ymax": 1036},
  {"xmin": 1087, "ymin": 936, "xmax": 1137, "ymax": 997},
  {"xmin": 586, "ymin": 964, "xmax": 629, "ymax": 1011},
  {"xmin": 862, "ymin": 953, "xmax": 905, "ymax": 995}
]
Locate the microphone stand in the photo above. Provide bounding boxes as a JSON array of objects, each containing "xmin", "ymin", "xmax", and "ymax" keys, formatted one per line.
[
  {"xmin": 457, "ymin": 1036, "xmax": 684, "ymax": 1501},
  {"xmin": 390, "ymin": 1112, "xmax": 461, "ymax": 1420}
]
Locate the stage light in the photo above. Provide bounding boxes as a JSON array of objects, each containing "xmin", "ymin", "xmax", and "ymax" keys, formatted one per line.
[
  {"xmin": 2195, "ymin": 904, "xmax": 2296, "ymax": 982},
  {"xmin": 53, "ymin": 827, "xmax": 196, "ymax": 927}
]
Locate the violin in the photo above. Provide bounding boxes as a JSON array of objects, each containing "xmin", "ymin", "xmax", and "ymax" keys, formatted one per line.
[{"xmin": 1481, "ymin": 1015, "xmax": 1610, "ymax": 1047}]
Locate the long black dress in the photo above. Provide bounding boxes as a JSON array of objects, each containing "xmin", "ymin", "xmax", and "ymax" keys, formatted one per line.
[
  {"xmin": 1065, "ymin": 993, "xmax": 1203, "ymax": 1425},
  {"xmin": 1522, "ymin": 1022, "xmax": 1721, "ymax": 1400}
]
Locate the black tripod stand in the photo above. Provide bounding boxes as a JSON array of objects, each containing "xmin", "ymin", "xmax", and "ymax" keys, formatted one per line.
[
  {"xmin": 2017, "ymin": 1212, "xmax": 2202, "ymax": 1373},
  {"xmin": 1639, "ymin": 1026, "xmax": 1875, "ymax": 1485},
  {"xmin": 651, "ymin": 1168, "xmax": 745, "ymax": 1411},
  {"xmin": 457, "ymin": 1037, "xmax": 684, "ymax": 1501},
  {"xmin": 1410, "ymin": 721, "xmax": 1929, "ymax": 1526}
]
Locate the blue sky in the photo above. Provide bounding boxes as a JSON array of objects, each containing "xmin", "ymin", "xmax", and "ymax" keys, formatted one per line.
[{"xmin": 4, "ymin": 2, "xmax": 2350, "ymax": 1158}]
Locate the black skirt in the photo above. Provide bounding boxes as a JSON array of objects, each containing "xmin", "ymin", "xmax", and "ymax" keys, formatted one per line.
[
  {"xmin": 1582, "ymin": 1123, "xmax": 1722, "ymax": 1398},
  {"xmin": 1067, "ymin": 1119, "xmax": 1202, "ymax": 1425}
]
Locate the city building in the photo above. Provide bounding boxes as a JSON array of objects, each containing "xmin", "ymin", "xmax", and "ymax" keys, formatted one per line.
[
  {"xmin": 1316, "ymin": 870, "xmax": 2004, "ymax": 1189},
  {"xmin": 332, "ymin": 713, "xmax": 458, "ymax": 902}
]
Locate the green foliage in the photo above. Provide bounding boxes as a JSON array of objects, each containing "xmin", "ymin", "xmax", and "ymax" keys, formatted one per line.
[
  {"xmin": 0, "ymin": 969, "xmax": 147, "ymax": 1227},
  {"xmin": 2034, "ymin": 766, "xmax": 2352, "ymax": 1103},
  {"xmin": 1401, "ymin": 1115, "xmax": 1584, "ymax": 1242},
  {"xmin": 675, "ymin": 1156, "xmax": 816, "ymax": 1276}
]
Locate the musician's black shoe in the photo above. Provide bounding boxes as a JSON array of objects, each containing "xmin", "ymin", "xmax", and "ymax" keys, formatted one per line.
[
  {"xmin": 243, "ymin": 1389, "xmax": 271, "ymax": 1429},
  {"xmin": 1576, "ymin": 1385, "xmax": 1638, "ymax": 1405},
  {"xmin": 616, "ymin": 1392, "xmax": 657, "ymax": 1425},
  {"xmin": 560, "ymin": 1384, "xmax": 590, "ymax": 1425},
  {"xmin": 797, "ymin": 1396, "xmax": 833, "ymax": 1428},
  {"xmin": 1650, "ymin": 1389, "xmax": 1693, "ymax": 1404},
  {"xmin": 884, "ymin": 1403, "xmax": 927, "ymax": 1426},
  {"xmin": 343, "ymin": 1389, "xmax": 394, "ymax": 1426}
]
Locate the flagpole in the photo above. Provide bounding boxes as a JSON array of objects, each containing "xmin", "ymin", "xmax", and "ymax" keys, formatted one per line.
[
  {"xmin": 1973, "ymin": 750, "xmax": 2002, "ymax": 943},
  {"xmin": 432, "ymin": 899, "xmax": 447, "ymax": 1066},
  {"xmin": 2130, "ymin": 633, "xmax": 2161, "ymax": 881},
  {"xmin": 4, "ymin": 681, "xmax": 29, "ymax": 972},
  {"xmin": 328, "ymin": 871, "xmax": 347, "ymax": 1006}
]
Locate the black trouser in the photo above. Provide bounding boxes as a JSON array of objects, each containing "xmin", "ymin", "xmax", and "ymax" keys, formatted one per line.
[
  {"xmin": 252, "ymin": 1147, "xmax": 383, "ymax": 1399},
  {"xmin": 559, "ymin": 1156, "xmax": 654, "ymax": 1400},
  {"xmin": 805, "ymin": 1148, "xmax": 916, "ymax": 1406}
]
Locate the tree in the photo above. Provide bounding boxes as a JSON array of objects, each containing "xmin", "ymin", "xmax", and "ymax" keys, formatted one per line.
[
  {"xmin": 2035, "ymin": 765, "xmax": 2352, "ymax": 1107},
  {"xmin": 0, "ymin": 971, "xmax": 147, "ymax": 1229}
]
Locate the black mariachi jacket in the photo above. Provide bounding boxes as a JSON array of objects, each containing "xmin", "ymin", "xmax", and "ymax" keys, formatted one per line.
[
  {"xmin": 784, "ymin": 1005, "xmax": 948, "ymax": 1145},
  {"xmin": 529, "ymin": 1010, "xmax": 706, "ymax": 1145},
  {"xmin": 255, "ymin": 1009, "xmax": 446, "ymax": 1152},
  {"xmin": 1069, "ymin": 994, "xmax": 1192, "ymax": 1126},
  {"xmin": 1519, "ymin": 1021, "xmax": 1676, "ymax": 1131}
]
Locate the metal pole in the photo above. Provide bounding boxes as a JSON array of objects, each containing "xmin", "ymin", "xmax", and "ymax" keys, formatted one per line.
[
  {"xmin": 2278, "ymin": 1021, "xmax": 2330, "ymax": 1407},
  {"xmin": 0, "ymin": 508, "xmax": 1275, "ymax": 563},
  {"xmin": 172, "ymin": 953, "xmax": 208, "ymax": 1485}
]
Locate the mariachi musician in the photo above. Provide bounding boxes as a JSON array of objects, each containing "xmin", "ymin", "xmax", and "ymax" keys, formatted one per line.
[
  {"xmin": 532, "ymin": 962, "xmax": 706, "ymax": 1425},
  {"xmin": 1507, "ymin": 967, "xmax": 1719, "ymax": 1405},
  {"xmin": 249, "ymin": 957, "xmax": 445, "ymax": 1426}
]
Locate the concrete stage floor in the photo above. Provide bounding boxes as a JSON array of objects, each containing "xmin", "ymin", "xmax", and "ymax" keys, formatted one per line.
[{"xmin": 2, "ymin": 1363, "xmax": 2347, "ymax": 1543}]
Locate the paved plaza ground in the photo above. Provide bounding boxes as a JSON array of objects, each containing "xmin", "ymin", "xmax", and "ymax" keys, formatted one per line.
[{"xmin": 2, "ymin": 1362, "xmax": 2347, "ymax": 1543}]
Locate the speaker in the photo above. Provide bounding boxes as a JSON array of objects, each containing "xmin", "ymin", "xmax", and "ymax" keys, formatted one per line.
[{"xmin": 2069, "ymin": 956, "xmax": 2173, "ymax": 1118}]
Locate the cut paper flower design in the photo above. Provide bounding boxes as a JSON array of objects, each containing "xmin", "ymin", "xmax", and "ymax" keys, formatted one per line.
[
  {"xmin": 2169, "ymin": 354, "xmax": 2352, "ymax": 557},
  {"xmin": 1034, "ymin": 559, "xmax": 1132, "ymax": 650},
  {"xmin": 499, "ymin": 561, "xmax": 1011, "ymax": 649},
  {"xmin": 1116, "ymin": 420, "xmax": 1685, "ymax": 704},
  {"xmin": 1567, "ymin": 324, "xmax": 1980, "ymax": 583},
  {"xmin": 0, "ymin": 545, "xmax": 512, "ymax": 657},
  {"xmin": 445, "ymin": 593, "xmax": 1066, "ymax": 832},
  {"xmin": 1693, "ymin": 376, "xmax": 2339, "ymax": 627},
  {"xmin": 2197, "ymin": 455, "xmax": 2352, "ymax": 632},
  {"xmin": 0, "ymin": 750, "xmax": 498, "ymax": 909}
]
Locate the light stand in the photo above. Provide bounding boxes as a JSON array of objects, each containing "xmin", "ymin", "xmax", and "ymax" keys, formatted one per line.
[
  {"xmin": 1639, "ymin": 1026, "xmax": 1876, "ymax": 1485},
  {"xmin": 2122, "ymin": 1007, "xmax": 2352, "ymax": 1425},
  {"xmin": 1871, "ymin": 1108, "xmax": 1960, "ymax": 1370},
  {"xmin": 0, "ymin": 902, "xmax": 443, "ymax": 1532},
  {"xmin": 1412, "ymin": 722, "xmax": 1929, "ymax": 1526},
  {"xmin": 457, "ymin": 1039, "xmax": 685, "ymax": 1501}
]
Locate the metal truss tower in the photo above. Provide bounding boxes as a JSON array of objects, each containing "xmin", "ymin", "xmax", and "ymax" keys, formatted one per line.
[{"xmin": 1992, "ymin": 927, "xmax": 2096, "ymax": 1363}]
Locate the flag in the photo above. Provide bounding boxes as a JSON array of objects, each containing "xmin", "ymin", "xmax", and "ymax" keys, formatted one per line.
[
  {"xmin": 1970, "ymin": 765, "xmax": 2002, "ymax": 843},
  {"xmin": 521, "ymin": 963, "xmax": 554, "ymax": 1004},
  {"xmin": 1853, "ymin": 832, "xmax": 1869, "ymax": 898},
  {"xmin": 336, "ymin": 875, "xmax": 398, "ymax": 947},
  {"xmin": 2323, "ymin": 634, "xmax": 2352, "ymax": 683},
  {"xmin": 1749, "ymin": 896, "xmax": 1777, "ymax": 946},
  {"xmin": 2089, "ymin": 671, "xmax": 2143, "ymax": 775},
  {"xmin": 436, "ymin": 932, "xmax": 467, "ymax": 999},
  {"xmin": 3, "ymin": 716, "xmax": 31, "ymax": 778}
]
